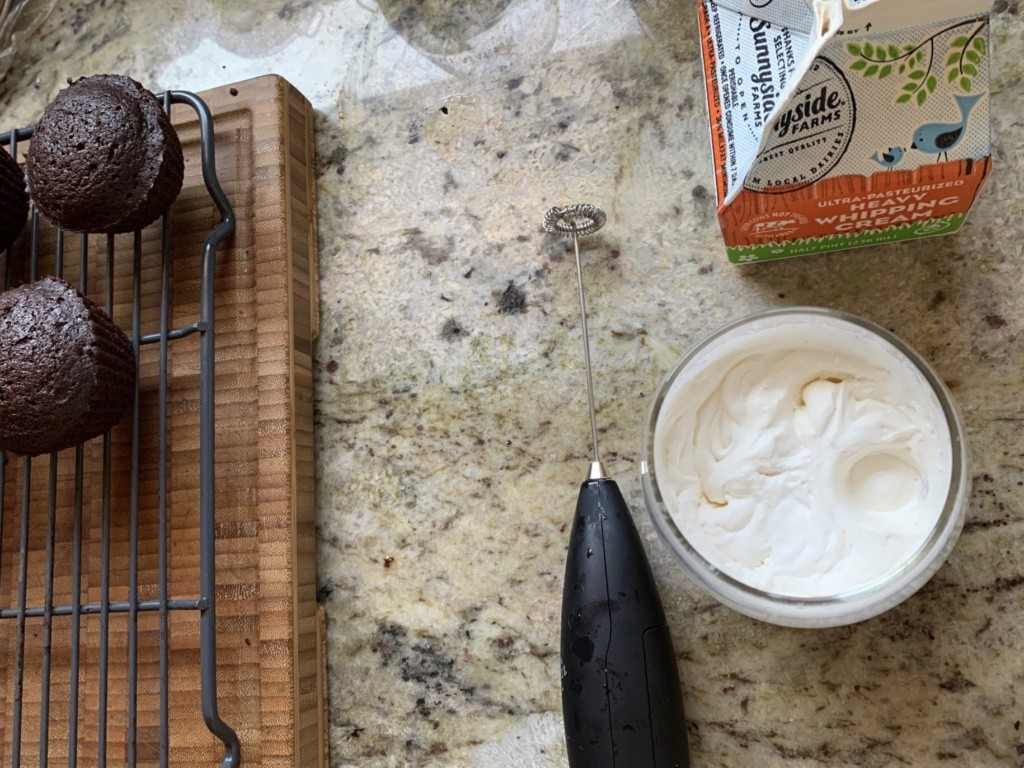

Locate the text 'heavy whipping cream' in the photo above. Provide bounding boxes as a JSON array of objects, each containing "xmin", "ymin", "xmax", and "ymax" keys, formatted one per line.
[
  {"xmin": 653, "ymin": 312, "xmax": 953, "ymax": 598},
  {"xmin": 697, "ymin": 0, "xmax": 993, "ymax": 263}
]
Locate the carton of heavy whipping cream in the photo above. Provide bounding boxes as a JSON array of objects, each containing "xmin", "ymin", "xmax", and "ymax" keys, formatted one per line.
[{"xmin": 697, "ymin": 0, "xmax": 993, "ymax": 263}]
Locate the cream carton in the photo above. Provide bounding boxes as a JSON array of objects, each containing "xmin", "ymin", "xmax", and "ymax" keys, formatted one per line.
[{"xmin": 698, "ymin": 0, "xmax": 993, "ymax": 263}]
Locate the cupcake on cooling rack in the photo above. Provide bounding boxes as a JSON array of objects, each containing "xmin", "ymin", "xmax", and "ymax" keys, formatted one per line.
[
  {"xmin": 26, "ymin": 74, "xmax": 184, "ymax": 234},
  {"xmin": 0, "ymin": 277, "xmax": 136, "ymax": 456},
  {"xmin": 0, "ymin": 146, "xmax": 29, "ymax": 249}
]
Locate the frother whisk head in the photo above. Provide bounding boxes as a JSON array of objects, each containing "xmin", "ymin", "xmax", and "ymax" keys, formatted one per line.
[{"xmin": 543, "ymin": 204, "xmax": 606, "ymax": 238}]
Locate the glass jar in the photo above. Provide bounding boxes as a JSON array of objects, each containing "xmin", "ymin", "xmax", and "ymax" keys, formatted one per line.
[{"xmin": 640, "ymin": 307, "xmax": 970, "ymax": 628}]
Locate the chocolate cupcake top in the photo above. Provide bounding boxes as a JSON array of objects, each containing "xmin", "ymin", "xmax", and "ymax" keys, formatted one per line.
[
  {"xmin": 0, "ymin": 147, "xmax": 28, "ymax": 249},
  {"xmin": 26, "ymin": 74, "xmax": 184, "ymax": 234},
  {"xmin": 0, "ymin": 277, "xmax": 136, "ymax": 456}
]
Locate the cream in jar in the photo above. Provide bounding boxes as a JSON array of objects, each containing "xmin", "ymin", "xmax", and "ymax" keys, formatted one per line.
[{"xmin": 653, "ymin": 312, "xmax": 953, "ymax": 598}]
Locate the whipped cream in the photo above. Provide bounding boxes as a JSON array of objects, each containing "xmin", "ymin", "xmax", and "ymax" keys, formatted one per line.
[{"xmin": 654, "ymin": 313, "xmax": 952, "ymax": 598}]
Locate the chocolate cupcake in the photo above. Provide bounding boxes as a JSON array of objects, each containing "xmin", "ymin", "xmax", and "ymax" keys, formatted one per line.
[
  {"xmin": 0, "ymin": 277, "xmax": 136, "ymax": 456},
  {"xmin": 0, "ymin": 147, "xmax": 29, "ymax": 249},
  {"xmin": 26, "ymin": 75, "xmax": 184, "ymax": 234}
]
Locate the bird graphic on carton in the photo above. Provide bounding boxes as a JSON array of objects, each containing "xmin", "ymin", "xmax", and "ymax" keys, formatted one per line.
[
  {"xmin": 911, "ymin": 94, "xmax": 984, "ymax": 162},
  {"xmin": 869, "ymin": 147, "xmax": 905, "ymax": 169}
]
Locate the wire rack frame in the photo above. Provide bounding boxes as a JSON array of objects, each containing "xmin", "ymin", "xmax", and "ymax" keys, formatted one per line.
[{"xmin": 0, "ymin": 91, "xmax": 240, "ymax": 767}]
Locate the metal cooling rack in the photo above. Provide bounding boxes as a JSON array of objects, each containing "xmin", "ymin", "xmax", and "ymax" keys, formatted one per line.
[{"xmin": 0, "ymin": 92, "xmax": 240, "ymax": 767}]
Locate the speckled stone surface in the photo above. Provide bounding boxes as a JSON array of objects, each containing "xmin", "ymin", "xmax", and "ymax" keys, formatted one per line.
[{"xmin": 3, "ymin": 1, "xmax": 1024, "ymax": 766}]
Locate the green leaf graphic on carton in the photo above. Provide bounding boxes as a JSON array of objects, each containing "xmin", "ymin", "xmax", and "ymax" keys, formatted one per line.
[
  {"xmin": 946, "ymin": 24, "xmax": 988, "ymax": 94},
  {"xmin": 846, "ymin": 16, "xmax": 989, "ymax": 106}
]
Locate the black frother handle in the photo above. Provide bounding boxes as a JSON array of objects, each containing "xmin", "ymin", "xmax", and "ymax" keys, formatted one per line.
[{"xmin": 561, "ymin": 478, "xmax": 690, "ymax": 768}]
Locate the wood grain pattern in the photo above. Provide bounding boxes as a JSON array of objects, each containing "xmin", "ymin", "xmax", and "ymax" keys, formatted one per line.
[{"xmin": 0, "ymin": 74, "xmax": 323, "ymax": 768}]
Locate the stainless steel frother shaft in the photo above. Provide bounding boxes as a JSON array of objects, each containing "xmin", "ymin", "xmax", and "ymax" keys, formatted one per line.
[{"xmin": 543, "ymin": 203, "xmax": 607, "ymax": 477}]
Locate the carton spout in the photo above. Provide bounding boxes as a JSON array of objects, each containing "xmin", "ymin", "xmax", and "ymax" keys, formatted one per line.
[{"xmin": 814, "ymin": 0, "xmax": 841, "ymax": 35}]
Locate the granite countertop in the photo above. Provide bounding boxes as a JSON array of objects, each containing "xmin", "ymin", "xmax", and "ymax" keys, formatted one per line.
[{"xmin": 3, "ymin": 1, "xmax": 1024, "ymax": 766}]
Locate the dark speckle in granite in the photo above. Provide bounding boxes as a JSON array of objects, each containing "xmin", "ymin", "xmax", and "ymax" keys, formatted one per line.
[
  {"xmin": 985, "ymin": 314, "xmax": 1007, "ymax": 328},
  {"xmin": 278, "ymin": 0, "xmax": 316, "ymax": 19},
  {"xmin": 373, "ymin": 621, "xmax": 408, "ymax": 666},
  {"xmin": 440, "ymin": 318, "xmax": 467, "ymax": 341},
  {"xmin": 401, "ymin": 638, "xmax": 456, "ymax": 689},
  {"xmin": 554, "ymin": 143, "xmax": 579, "ymax": 162},
  {"xmin": 937, "ymin": 671, "xmax": 974, "ymax": 696},
  {"xmin": 316, "ymin": 578, "xmax": 335, "ymax": 603},
  {"xmin": 403, "ymin": 227, "xmax": 452, "ymax": 265},
  {"xmin": 496, "ymin": 282, "xmax": 527, "ymax": 314}
]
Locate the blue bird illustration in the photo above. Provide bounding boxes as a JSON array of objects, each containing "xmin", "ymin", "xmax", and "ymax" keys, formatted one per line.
[
  {"xmin": 911, "ymin": 94, "xmax": 984, "ymax": 162},
  {"xmin": 870, "ymin": 147, "xmax": 905, "ymax": 170}
]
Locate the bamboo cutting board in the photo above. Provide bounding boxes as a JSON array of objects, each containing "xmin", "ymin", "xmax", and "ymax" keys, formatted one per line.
[{"xmin": 0, "ymin": 75, "xmax": 324, "ymax": 767}]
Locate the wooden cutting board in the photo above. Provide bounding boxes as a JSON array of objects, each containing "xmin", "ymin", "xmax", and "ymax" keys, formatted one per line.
[{"xmin": 0, "ymin": 75, "xmax": 324, "ymax": 768}]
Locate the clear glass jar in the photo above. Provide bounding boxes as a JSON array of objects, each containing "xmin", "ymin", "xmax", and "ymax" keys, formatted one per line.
[{"xmin": 640, "ymin": 308, "xmax": 970, "ymax": 628}]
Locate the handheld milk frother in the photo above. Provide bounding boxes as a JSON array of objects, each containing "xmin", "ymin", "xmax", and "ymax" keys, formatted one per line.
[{"xmin": 544, "ymin": 204, "xmax": 690, "ymax": 768}]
